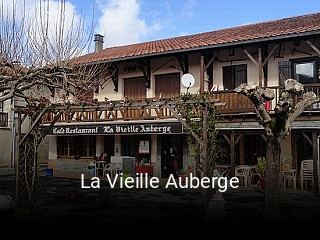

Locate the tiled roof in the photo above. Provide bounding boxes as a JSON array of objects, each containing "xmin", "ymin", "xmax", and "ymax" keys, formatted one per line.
[{"xmin": 74, "ymin": 12, "xmax": 320, "ymax": 64}]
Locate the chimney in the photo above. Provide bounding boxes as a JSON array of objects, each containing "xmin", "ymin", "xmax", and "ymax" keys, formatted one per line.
[{"xmin": 94, "ymin": 34, "xmax": 104, "ymax": 53}]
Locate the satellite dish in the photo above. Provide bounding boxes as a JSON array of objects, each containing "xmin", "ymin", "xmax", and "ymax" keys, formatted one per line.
[{"xmin": 181, "ymin": 73, "xmax": 195, "ymax": 90}]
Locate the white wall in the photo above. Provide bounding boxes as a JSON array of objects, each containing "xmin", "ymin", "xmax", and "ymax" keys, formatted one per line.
[{"xmin": 95, "ymin": 53, "xmax": 202, "ymax": 101}]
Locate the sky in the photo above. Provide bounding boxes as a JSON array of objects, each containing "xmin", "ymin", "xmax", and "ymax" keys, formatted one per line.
[{"xmin": 8, "ymin": 0, "xmax": 320, "ymax": 48}]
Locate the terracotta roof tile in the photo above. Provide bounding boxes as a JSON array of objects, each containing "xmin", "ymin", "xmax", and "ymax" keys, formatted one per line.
[{"xmin": 74, "ymin": 13, "xmax": 320, "ymax": 64}]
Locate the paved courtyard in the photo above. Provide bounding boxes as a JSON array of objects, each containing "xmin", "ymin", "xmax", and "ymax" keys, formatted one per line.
[{"xmin": 1, "ymin": 171, "xmax": 320, "ymax": 224}]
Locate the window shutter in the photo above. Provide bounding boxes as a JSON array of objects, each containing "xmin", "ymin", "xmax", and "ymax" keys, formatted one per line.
[
  {"xmin": 278, "ymin": 61, "xmax": 292, "ymax": 86},
  {"xmin": 223, "ymin": 66, "xmax": 233, "ymax": 90}
]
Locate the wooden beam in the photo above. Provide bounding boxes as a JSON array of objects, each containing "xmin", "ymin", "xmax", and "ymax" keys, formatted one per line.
[
  {"xmin": 258, "ymin": 48, "xmax": 263, "ymax": 87},
  {"xmin": 306, "ymin": 40, "xmax": 320, "ymax": 56},
  {"xmin": 235, "ymin": 134, "xmax": 243, "ymax": 145},
  {"xmin": 139, "ymin": 60, "xmax": 151, "ymax": 88},
  {"xmin": 302, "ymin": 133, "xmax": 313, "ymax": 146},
  {"xmin": 38, "ymin": 111, "xmax": 63, "ymax": 146},
  {"xmin": 223, "ymin": 134, "xmax": 231, "ymax": 146},
  {"xmin": 166, "ymin": 104, "xmax": 204, "ymax": 146},
  {"xmin": 177, "ymin": 54, "xmax": 189, "ymax": 74},
  {"xmin": 262, "ymin": 44, "xmax": 279, "ymax": 67},
  {"xmin": 242, "ymin": 49, "xmax": 258, "ymax": 66},
  {"xmin": 204, "ymin": 51, "xmax": 219, "ymax": 72},
  {"xmin": 19, "ymin": 108, "xmax": 47, "ymax": 147},
  {"xmin": 260, "ymin": 134, "xmax": 267, "ymax": 142},
  {"xmin": 312, "ymin": 132, "xmax": 319, "ymax": 194},
  {"xmin": 200, "ymin": 54, "xmax": 205, "ymax": 92}
]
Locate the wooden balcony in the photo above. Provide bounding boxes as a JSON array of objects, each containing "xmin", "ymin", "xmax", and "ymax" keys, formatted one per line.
[
  {"xmin": 0, "ymin": 112, "xmax": 8, "ymax": 127},
  {"xmin": 42, "ymin": 84, "xmax": 320, "ymax": 124}
]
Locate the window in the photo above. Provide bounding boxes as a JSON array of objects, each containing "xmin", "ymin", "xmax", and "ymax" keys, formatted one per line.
[
  {"xmin": 292, "ymin": 59, "xmax": 318, "ymax": 84},
  {"xmin": 279, "ymin": 58, "xmax": 319, "ymax": 85},
  {"xmin": 0, "ymin": 102, "xmax": 3, "ymax": 112},
  {"xmin": 155, "ymin": 73, "xmax": 180, "ymax": 98},
  {"xmin": 222, "ymin": 64, "xmax": 247, "ymax": 90},
  {"xmin": 57, "ymin": 136, "xmax": 96, "ymax": 158},
  {"xmin": 80, "ymin": 136, "xmax": 96, "ymax": 157}
]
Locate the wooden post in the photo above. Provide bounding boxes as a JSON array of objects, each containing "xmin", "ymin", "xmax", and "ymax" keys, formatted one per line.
[
  {"xmin": 200, "ymin": 54, "xmax": 205, "ymax": 93},
  {"xmin": 312, "ymin": 132, "xmax": 319, "ymax": 194},
  {"xmin": 203, "ymin": 105, "xmax": 208, "ymax": 176},
  {"xmin": 15, "ymin": 113, "xmax": 21, "ymax": 211},
  {"xmin": 230, "ymin": 134, "xmax": 235, "ymax": 177},
  {"xmin": 239, "ymin": 136, "xmax": 245, "ymax": 165},
  {"xmin": 258, "ymin": 48, "xmax": 263, "ymax": 87}
]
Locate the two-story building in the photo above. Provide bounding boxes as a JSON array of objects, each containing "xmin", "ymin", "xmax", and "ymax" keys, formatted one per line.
[{"xmin": 44, "ymin": 13, "xmax": 320, "ymax": 186}]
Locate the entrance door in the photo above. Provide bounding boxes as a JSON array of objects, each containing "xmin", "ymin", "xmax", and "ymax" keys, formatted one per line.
[
  {"xmin": 104, "ymin": 135, "xmax": 115, "ymax": 161},
  {"xmin": 161, "ymin": 135, "xmax": 183, "ymax": 178}
]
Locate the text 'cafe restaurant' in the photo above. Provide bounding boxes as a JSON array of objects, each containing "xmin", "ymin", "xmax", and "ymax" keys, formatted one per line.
[{"xmin": 45, "ymin": 120, "xmax": 194, "ymax": 178}]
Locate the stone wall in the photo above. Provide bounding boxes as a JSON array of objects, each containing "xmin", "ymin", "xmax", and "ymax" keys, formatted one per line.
[{"xmin": 48, "ymin": 158, "xmax": 92, "ymax": 173}]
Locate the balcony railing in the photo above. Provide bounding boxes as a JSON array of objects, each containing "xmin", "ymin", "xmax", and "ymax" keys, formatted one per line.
[
  {"xmin": 0, "ymin": 112, "xmax": 8, "ymax": 127},
  {"xmin": 42, "ymin": 84, "xmax": 320, "ymax": 124}
]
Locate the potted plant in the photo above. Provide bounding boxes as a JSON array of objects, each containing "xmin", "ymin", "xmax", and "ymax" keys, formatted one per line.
[
  {"xmin": 256, "ymin": 157, "xmax": 266, "ymax": 189},
  {"xmin": 281, "ymin": 156, "xmax": 292, "ymax": 171},
  {"xmin": 177, "ymin": 169, "xmax": 187, "ymax": 183}
]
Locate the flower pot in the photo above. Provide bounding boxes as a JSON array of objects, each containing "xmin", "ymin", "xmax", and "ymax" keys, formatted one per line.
[{"xmin": 260, "ymin": 177, "xmax": 266, "ymax": 189}]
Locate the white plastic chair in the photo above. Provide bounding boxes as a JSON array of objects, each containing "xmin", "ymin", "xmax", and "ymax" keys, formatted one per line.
[
  {"xmin": 235, "ymin": 165, "xmax": 252, "ymax": 187},
  {"xmin": 104, "ymin": 163, "xmax": 117, "ymax": 178},
  {"xmin": 300, "ymin": 160, "xmax": 313, "ymax": 190},
  {"xmin": 95, "ymin": 161, "xmax": 106, "ymax": 177},
  {"xmin": 282, "ymin": 169, "xmax": 296, "ymax": 190}
]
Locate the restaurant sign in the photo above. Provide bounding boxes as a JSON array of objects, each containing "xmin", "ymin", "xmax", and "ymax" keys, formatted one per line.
[{"xmin": 45, "ymin": 122, "xmax": 183, "ymax": 135}]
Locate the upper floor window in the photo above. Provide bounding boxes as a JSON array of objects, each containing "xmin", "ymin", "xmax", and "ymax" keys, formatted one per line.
[
  {"xmin": 292, "ymin": 59, "xmax": 319, "ymax": 84},
  {"xmin": 155, "ymin": 73, "xmax": 180, "ymax": 98},
  {"xmin": 222, "ymin": 64, "xmax": 247, "ymax": 90},
  {"xmin": 124, "ymin": 76, "xmax": 146, "ymax": 100},
  {"xmin": 279, "ymin": 58, "xmax": 319, "ymax": 85},
  {"xmin": 0, "ymin": 102, "xmax": 3, "ymax": 112}
]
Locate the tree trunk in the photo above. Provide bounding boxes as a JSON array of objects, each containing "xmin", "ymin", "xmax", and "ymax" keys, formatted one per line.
[{"xmin": 265, "ymin": 139, "xmax": 281, "ymax": 220}]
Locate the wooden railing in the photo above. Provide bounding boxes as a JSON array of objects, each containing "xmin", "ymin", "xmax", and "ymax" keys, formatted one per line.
[
  {"xmin": 42, "ymin": 84, "xmax": 320, "ymax": 123},
  {"xmin": 42, "ymin": 102, "xmax": 174, "ymax": 123},
  {"xmin": 212, "ymin": 91, "xmax": 255, "ymax": 114},
  {"xmin": 0, "ymin": 112, "xmax": 8, "ymax": 127}
]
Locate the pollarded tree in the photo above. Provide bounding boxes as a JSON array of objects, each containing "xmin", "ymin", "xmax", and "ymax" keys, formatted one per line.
[
  {"xmin": 235, "ymin": 79, "xmax": 319, "ymax": 219},
  {"xmin": 0, "ymin": 0, "xmax": 107, "ymax": 207}
]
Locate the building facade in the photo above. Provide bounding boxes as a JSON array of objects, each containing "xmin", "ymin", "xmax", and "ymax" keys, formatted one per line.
[{"xmin": 44, "ymin": 13, "xmax": 320, "ymax": 186}]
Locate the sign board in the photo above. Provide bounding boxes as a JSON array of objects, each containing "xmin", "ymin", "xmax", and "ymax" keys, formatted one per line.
[
  {"xmin": 45, "ymin": 122, "xmax": 183, "ymax": 136},
  {"xmin": 139, "ymin": 141, "xmax": 150, "ymax": 154}
]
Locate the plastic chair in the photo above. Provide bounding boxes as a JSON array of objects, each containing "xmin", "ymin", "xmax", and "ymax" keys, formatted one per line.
[
  {"xmin": 235, "ymin": 165, "xmax": 252, "ymax": 187},
  {"xmin": 95, "ymin": 161, "xmax": 106, "ymax": 176},
  {"xmin": 300, "ymin": 160, "xmax": 313, "ymax": 190},
  {"xmin": 282, "ymin": 170, "xmax": 296, "ymax": 190},
  {"xmin": 104, "ymin": 163, "xmax": 116, "ymax": 178}
]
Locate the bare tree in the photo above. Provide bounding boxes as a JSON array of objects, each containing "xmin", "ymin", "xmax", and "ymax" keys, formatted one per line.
[
  {"xmin": 0, "ymin": 0, "xmax": 107, "ymax": 207},
  {"xmin": 235, "ymin": 79, "xmax": 319, "ymax": 219}
]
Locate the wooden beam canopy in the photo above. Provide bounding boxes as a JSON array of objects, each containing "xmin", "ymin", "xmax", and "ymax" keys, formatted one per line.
[{"xmin": 139, "ymin": 60, "xmax": 151, "ymax": 89}]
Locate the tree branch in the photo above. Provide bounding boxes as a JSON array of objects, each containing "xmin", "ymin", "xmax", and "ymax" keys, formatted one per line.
[{"xmin": 235, "ymin": 83, "xmax": 274, "ymax": 138}]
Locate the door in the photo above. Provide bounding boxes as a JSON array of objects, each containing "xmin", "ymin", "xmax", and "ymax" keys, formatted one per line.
[{"xmin": 161, "ymin": 135, "xmax": 183, "ymax": 178}]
